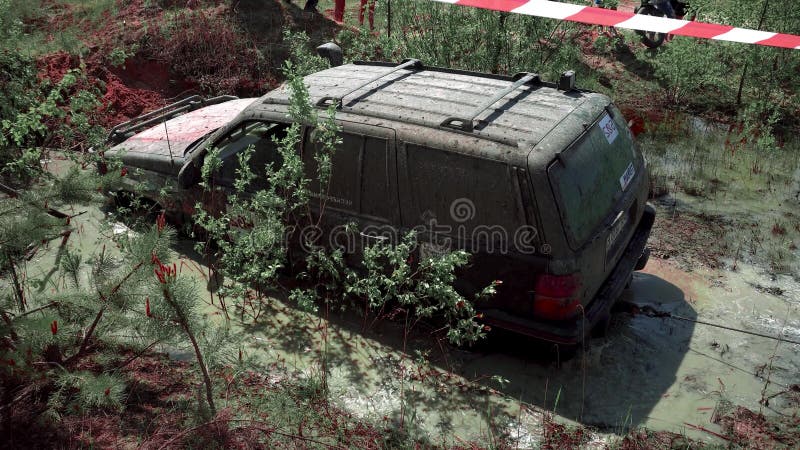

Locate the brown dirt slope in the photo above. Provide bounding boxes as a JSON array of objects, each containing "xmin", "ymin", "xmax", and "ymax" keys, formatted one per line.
[{"xmin": 34, "ymin": 0, "xmax": 340, "ymax": 129}]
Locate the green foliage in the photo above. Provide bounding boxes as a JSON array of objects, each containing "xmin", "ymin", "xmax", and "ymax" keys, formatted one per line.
[
  {"xmin": 0, "ymin": 156, "xmax": 223, "ymax": 423},
  {"xmin": 195, "ymin": 50, "xmax": 492, "ymax": 346},
  {"xmin": 0, "ymin": 51, "xmax": 39, "ymax": 120},
  {"xmin": 0, "ymin": 61, "xmax": 105, "ymax": 182},
  {"xmin": 652, "ymin": 0, "xmax": 799, "ymax": 130},
  {"xmin": 0, "ymin": 201, "xmax": 60, "ymax": 267},
  {"xmin": 194, "ymin": 62, "xmax": 325, "ymax": 295},
  {"xmin": 343, "ymin": 232, "xmax": 494, "ymax": 346},
  {"xmin": 283, "ymin": 28, "xmax": 328, "ymax": 77},
  {"xmin": 651, "ymin": 37, "xmax": 732, "ymax": 105},
  {"xmin": 47, "ymin": 371, "xmax": 126, "ymax": 415},
  {"xmin": 338, "ymin": 0, "xmax": 588, "ymax": 82},
  {"xmin": 0, "ymin": 0, "xmax": 26, "ymax": 46}
]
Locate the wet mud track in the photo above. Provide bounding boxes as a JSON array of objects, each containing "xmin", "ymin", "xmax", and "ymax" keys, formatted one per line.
[
  {"xmin": 175, "ymin": 233, "xmax": 800, "ymax": 445},
  {"xmin": 19, "ymin": 200, "xmax": 800, "ymax": 446}
]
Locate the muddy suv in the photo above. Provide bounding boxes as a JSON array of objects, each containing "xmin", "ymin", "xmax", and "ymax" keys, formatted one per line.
[{"xmin": 106, "ymin": 60, "xmax": 654, "ymax": 345}]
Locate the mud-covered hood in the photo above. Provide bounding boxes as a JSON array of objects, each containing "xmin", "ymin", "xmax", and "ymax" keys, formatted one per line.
[{"xmin": 108, "ymin": 98, "xmax": 256, "ymax": 173}]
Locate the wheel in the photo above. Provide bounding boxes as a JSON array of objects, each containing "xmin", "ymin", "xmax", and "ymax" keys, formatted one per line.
[{"xmin": 635, "ymin": 5, "xmax": 667, "ymax": 48}]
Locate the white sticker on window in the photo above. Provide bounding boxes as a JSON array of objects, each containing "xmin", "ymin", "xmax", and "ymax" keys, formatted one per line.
[{"xmin": 598, "ymin": 113, "xmax": 618, "ymax": 144}]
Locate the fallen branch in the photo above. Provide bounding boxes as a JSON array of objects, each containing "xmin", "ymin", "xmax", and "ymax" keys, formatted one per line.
[
  {"xmin": 683, "ymin": 422, "xmax": 733, "ymax": 442},
  {"xmin": 230, "ymin": 419, "xmax": 345, "ymax": 449},
  {"xmin": 0, "ymin": 181, "xmax": 70, "ymax": 219},
  {"xmin": 113, "ymin": 339, "xmax": 162, "ymax": 371},
  {"xmin": 11, "ymin": 301, "xmax": 59, "ymax": 318}
]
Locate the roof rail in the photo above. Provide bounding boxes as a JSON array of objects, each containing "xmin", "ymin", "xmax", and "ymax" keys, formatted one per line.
[
  {"xmin": 316, "ymin": 58, "xmax": 424, "ymax": 108},
  {"xmin": 106, "ymin": 95, "xmax": 239, "ymax": 144},
  {"xmin": 440, "ymin": 72, "xmax": 540, "ymax": 132}
]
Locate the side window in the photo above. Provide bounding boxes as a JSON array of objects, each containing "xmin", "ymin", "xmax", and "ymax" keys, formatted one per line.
[
  {"xmin": 214, "ymin": 121, "xmax": 288, "ymax": 189},
  {"xmin": 304, "ymin": 130, "xmax": 360, "ymax": 213},
  {"xmin": 406, "ymin": 145, "xmax": 523, "ymax": 236},
  {"xmin": 303, "ymin": 128, "xmax": 394, "ymax": 220},
  {"xmin": 360, "ymin": 136, "xmax": 391, "ymax": 221}
]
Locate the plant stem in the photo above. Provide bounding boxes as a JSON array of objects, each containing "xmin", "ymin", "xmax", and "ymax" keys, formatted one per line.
[
  {"xmin": 67, "ymin": 260, "xmax": 144, "ymax": 365},
  {"xmin": 7, "ymin": 256, "xmax": 26, "ymax": 313},
  {"xmin": 737, "ymin": 0, "xmax": 770, "ymax": 105},
  {"xmin": 162, "ymin": 288, "xmax": 216, "ymax": 416},
  {"xmin": 0, "ymin": 309, "xmax": 18, "ymax": 341}
]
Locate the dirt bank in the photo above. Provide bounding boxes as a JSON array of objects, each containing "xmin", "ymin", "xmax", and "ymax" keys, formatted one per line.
[{"xmin": 33, "ymin": 0, "xmax": 340, "ymax": 130}]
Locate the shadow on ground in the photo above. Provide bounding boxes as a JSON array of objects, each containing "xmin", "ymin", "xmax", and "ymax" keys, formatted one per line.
[{"xmin": 169, "ymin": 233, "xmax": 695, "ymax": 436}]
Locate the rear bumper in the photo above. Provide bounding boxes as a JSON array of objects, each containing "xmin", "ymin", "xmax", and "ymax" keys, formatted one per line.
[{"xmin": 481, "ymin": 203, "xmax": 656, "ymax": 345}]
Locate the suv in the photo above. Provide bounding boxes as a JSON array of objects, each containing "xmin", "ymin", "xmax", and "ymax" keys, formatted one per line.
[{"xmin": 106, "ymin": 60, "xmax": 654, "ymax": 345}]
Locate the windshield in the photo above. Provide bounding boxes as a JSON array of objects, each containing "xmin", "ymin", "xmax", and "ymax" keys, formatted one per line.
[{"xmin": 548, "ymin": 107, "xmax": 637, "ymax": 245}]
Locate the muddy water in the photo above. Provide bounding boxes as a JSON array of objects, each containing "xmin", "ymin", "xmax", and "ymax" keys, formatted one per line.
[
  {"xmin": 15, "ymin": 198, "xmax": 799, "ymax": 446},
  {"xmin": 178, "ymin": 241, "xmax": 799, "ymax": 445}
]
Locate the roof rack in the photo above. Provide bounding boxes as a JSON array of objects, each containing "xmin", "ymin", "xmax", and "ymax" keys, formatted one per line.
[
  {"xmin": 440, "ymin": 72, "xmax": 540, "ymax": 132},
  {"xmin": 315, "ymin": 58, "xmax": 423, "ymax": 108},
  {"xmin": 106, "ymin": 95, "xmax": 239, "ymax": 144}
]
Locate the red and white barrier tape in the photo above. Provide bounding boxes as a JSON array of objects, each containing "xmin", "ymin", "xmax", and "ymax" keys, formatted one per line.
[{"xmin": 430, "ymin": 0, "xmax": 800, "ymax": 50}]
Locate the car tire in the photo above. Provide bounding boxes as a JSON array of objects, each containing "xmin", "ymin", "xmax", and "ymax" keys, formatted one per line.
[{"xmin": 635, "ymin": 6, "xmax": 667, "ymax": 48}]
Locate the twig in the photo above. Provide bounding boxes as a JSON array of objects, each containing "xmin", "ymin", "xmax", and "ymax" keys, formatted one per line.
[
  {"xmin": 7, "ymin": 255, "xmax": 26, "ymax": 312},
  {"xmin": 113, "ymin": 339, "xmax": 162, "ymax": 371},
  {"xmin": 1, "ymin": 309, "xmax": 18, "ymax": 341},
  {"xmin": 0, "ymin": 181, "xmax": 71, "ymax": 219},
  {"xmin": 10, "ymin": 301, "xmax": 59, "ymax": 318},
  {"xmin": 66, "ymin": 260, "xmax": 145, "ymax": 365},
  {"xmin": 230, "ymin": 420, "xmax": 346, "ymax": 449},
  {"xmin": 682, "ymin": 422, "xmax": 732, "ymax": 442}
]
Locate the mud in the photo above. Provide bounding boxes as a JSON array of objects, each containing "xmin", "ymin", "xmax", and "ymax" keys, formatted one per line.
[
  {"xmin": 16, "ymin": 189, "xmax": 795, "ymax": 447},
  {"xmin": 13, "ymin": 125, "xmax": 800, "ymax": 448}
]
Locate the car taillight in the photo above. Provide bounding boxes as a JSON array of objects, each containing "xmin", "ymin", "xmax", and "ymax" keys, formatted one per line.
[{"xmin": 533, "ymin": 273, "xmax": 582, "ymax": 320}]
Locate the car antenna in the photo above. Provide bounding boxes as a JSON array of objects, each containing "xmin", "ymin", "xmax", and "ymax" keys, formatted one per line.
[{"xmin": 164, "ymin": 120, "xmax": 175, "ymax": 168}]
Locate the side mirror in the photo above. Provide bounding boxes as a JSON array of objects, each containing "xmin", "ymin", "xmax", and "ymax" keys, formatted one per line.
[
  {"xmin": 177, "ymin": 158, "xmax": 201, "ymax": 189},
  {"xmin": 316, "ymin": 42, "xmax": 343, "ymax": 67}
]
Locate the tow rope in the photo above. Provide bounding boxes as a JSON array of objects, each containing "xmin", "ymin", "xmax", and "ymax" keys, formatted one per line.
[
  {"xmin": 429, "ymin": 0, "xmax": 800, "ymax": 50},
  {"xmin": 620, "ymin": 302, "xmax": 800, "ymax": 346}
]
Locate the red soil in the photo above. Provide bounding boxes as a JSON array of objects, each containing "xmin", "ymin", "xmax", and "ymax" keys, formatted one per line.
[
  {"xmin": 33, "ymin": 0, "xmax": 296, "ymax": 134},
  {"xmin": 36, "ymin": 51, "xmax": 169, "ymax": 129}
]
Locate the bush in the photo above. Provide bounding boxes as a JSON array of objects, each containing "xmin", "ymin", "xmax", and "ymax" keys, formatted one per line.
[{"xmin": 194, "ymin": 56, "xmax": 493, "ymax": 346}]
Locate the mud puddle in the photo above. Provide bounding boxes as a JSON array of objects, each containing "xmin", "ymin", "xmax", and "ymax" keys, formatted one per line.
[{"xmin": 14, "ymin": 184, "xmax": 799, "ymax": 446}]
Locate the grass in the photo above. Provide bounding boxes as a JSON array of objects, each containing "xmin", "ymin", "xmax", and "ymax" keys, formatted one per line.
[
  {"xmin": 0, "ymin": 0, "xmax": 118, "ymax": 56},
  {"xmin": 63, "ymin": 0, "xmax": 118, "ymax": 24},
  {"xmin": 640, "ymin": 115, "xmax": 800, "ymax": 275}
]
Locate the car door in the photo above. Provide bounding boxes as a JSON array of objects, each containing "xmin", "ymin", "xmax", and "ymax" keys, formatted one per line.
[
  {"xmin": 183, "ymin": 119, "xmax": 290, "ymax": 222},
  {"xmin": 301, "ymin": 121, "xmax": 398, "ymax": 265},
  {"xmin": 213, "ymin": 120, "xmax": 289, "ymax": 193}
]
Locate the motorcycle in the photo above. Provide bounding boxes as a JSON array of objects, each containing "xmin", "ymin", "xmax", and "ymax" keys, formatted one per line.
[{"xmin": 635, "ymin": 0, "xmax": 689, "ymax": 48}]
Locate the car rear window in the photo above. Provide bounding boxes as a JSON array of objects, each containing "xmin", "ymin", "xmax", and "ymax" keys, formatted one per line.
[{"xmin": 548, "ymin": 108, "xmax": 637, "ymax": 245}]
